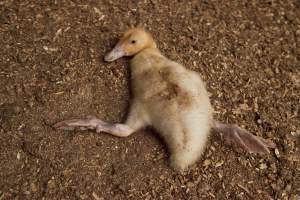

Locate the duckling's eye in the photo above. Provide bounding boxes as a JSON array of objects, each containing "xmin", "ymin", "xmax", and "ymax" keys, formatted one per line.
[{"xmin": 130, "ymin": 40, "xmax": 136, "ymax": 44}]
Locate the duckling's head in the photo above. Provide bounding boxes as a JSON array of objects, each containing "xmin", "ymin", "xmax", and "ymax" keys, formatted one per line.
[{"xmin": 104, "ymin": 28, "xmax": 157, "ymax": 62}]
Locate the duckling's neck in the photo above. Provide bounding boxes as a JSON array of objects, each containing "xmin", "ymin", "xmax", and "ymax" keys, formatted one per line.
[
  {"xmin": 139, "ymin": 47, "xmax": 162, "ymax": 56},
  {"xmin": 130, "ymin": 47, "xmax": 165, "ymax": 75}
]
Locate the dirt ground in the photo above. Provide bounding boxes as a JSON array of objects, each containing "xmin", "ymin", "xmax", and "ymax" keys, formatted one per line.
[{"xmin": 0, "ymin": 0, "xmax": 299, "ymax": 199}]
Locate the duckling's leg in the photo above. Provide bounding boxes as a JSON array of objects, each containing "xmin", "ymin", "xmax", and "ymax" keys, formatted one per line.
[
  {"xmin": 212, "ymin": 121, "xmax": 276, "ymax": 154},
  {"xmin": 53, "ymin": 101, "xmax": 147, "ymax": 137}
]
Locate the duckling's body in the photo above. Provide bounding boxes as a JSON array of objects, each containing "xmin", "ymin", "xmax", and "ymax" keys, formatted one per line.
[
  {"xmin": 128, "ymin": 48, "xmax": 212, "ymax": 169},
  {"xmin": 54, "ymin": 28, "xmax": 275, "ymax": 171}
]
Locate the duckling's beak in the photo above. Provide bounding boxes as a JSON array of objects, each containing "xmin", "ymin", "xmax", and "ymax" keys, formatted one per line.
[{"xmin": 104, "ymin": 45, "xmax": 125, "ymax": 62}]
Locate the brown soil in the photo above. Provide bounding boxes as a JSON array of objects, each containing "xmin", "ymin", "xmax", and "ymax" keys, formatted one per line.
[{"xmin": 0, "ymin": 0, "xmax": 299, "ymax": 199}]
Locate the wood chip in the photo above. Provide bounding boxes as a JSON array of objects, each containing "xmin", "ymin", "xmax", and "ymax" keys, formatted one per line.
[
  {"xmin": 54, "ymin": 28, "xmax": 63, "ymax": 41},
  {"xmin": 92, "ymin": 192, "xmax": 103, "ymax": 200},
  {"xmin": 203, "ymin": 159, "xmax": 211, "ymax": 167},
  {"xmin": 215, "ymin": 160, "xmax": 224, "ymax": 167},
  {"xmin": 237, "ymin": 184, "xmax": 254, "ymax": 199}
]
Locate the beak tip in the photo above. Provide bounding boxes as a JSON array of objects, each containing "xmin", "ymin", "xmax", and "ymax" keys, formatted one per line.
[{"xmin": 104, "ymin": 55, "xmax": 112, "ymax": 62}]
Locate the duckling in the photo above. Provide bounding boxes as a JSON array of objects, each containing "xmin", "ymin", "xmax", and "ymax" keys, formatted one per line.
[{"xmin": 54, "ymin": 28, "xmax": 275, "ymax": 171}]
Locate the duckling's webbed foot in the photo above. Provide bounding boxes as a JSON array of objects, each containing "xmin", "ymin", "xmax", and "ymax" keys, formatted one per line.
[
  {"xmin": 213, "ymin": 121, "xmax": 276, "ymax": 154},
  {"xmin": 53, "ymin": 116, "xmax": 134, "ymax": 137}
]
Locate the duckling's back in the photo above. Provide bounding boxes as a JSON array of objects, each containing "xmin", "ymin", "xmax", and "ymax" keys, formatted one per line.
[{"xmin": 130, "ymin": 48, "xmax": 213, "ymax": 170}]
